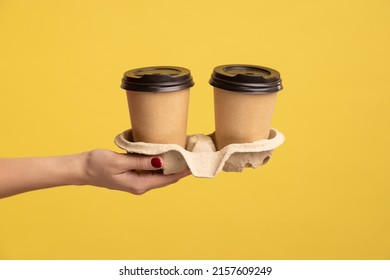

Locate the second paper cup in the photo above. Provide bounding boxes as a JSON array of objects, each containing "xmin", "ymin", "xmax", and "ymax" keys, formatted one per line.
[{"xmin": 210, "ymin": 64, "xmax": 283, "ymax": 150}]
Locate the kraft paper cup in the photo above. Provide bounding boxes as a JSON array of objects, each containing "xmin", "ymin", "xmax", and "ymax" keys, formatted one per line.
[
  {"xmin": 121, "ymin": 66, "xmax": 194, "ymax": 148},
  {"xmin": 210, "ymin": 64, "xmax": 283, "ymax": 150}
]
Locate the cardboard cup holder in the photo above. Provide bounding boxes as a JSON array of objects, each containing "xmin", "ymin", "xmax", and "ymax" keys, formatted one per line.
[{"xmin": 114, "ymin": 128, "xmax": 284, "ymax": 178}]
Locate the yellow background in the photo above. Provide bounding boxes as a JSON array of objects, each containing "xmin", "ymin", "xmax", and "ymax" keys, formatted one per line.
[{"xmin": 0, "ymin": 0, "xmax": 389, "ymax": 259}]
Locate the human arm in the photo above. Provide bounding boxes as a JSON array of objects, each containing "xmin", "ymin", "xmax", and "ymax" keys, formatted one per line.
[{"xmin": 0, "ymin": 149, "xmax": 190, "ymax": 198}]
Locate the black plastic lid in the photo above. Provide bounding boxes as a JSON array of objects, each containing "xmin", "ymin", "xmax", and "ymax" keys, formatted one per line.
[
  {"xmin": 209, "ymin": 64, "xmax": 282, "ymax": 93},
  {"xmin": 121, "ymin": 66, "xmax": 194, "ymax": 92}
]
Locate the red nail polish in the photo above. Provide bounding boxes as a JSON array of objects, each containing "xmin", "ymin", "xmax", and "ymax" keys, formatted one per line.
[{"xmin": 151, "ymin": 157, "xmax": 162, "ymax": 168}]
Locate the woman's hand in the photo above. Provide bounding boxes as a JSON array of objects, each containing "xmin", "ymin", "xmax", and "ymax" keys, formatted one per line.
[
  {"xmin": 0, "ymin": 149, "xmax": 191, "ymax": 198},
  {"xmin": 83, "ymin": 149, "xmax": 191, "ymax": 195}
]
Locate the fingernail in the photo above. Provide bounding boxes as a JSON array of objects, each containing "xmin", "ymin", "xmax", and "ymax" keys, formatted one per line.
[{"xmin": 151, "ymin": 157, "xmax": 162, "ymax": 168}]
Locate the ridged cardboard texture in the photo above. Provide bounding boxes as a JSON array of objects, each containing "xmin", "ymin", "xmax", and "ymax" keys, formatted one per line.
[{"xmin": 114, "ymin": 128, "xmax": 285, "ymax": 178}]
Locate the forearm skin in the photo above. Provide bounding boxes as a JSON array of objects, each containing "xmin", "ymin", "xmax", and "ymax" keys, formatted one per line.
[{"xmin": 0, "ymin": 153, "xmax": 87, "ymax": 198}]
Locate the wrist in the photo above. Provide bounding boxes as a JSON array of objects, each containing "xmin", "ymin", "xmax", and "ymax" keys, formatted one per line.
[{"xmin": 69, "ymin": 152, "xmax": 90, "ymax": 186}]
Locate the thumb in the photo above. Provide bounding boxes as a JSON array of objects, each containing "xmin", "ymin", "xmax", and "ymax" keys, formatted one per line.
[{"xmin": 125, "ymin": 155, "xmax": 164, "ymax": 171}]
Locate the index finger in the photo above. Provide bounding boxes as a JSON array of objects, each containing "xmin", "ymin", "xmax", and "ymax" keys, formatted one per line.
[{"xmin": 138, "ymin": 168, "xmax": 192, "ymax": 193}]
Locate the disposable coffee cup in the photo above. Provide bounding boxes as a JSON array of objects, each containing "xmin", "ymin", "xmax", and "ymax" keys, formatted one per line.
[
  {"xmin": 209, "ymin": 64, "xmax": 283, "ymax": 150},
  {"xmin": 121, "ymin": 66, "xmax": 194, "ymax": 148}
]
